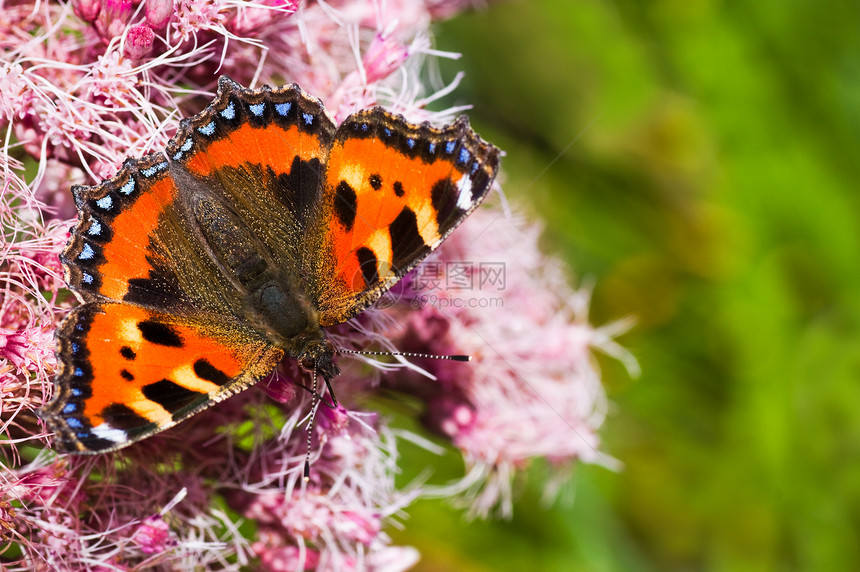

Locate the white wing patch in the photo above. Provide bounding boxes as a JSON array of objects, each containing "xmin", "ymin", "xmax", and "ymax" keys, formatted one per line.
[
  {"xmin": 91, "ymin": 423, "xmax": 127, "ymax": 443},
  {"xmin": 456, "ymin": 175, "xmax": 473, "ymax": 210}
]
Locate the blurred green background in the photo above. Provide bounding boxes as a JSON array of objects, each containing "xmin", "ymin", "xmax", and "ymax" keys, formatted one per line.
[{"xmin": 392, "ymin": 1, "xmax": 860, "ymax": 570}]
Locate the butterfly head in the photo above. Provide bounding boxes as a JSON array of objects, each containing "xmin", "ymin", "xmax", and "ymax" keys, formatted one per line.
[{"xmin": 298, "ymin": 337, "xmax": 340, "ymax": 382}]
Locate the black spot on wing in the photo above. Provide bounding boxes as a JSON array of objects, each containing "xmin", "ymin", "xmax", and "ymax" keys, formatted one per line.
[
  {"xmin": 100, "ymin": 403, "xmax": 154, "ymax": 435},
  {"xmin": 123, "ymin": 253, "xmax": 189, "ymax": 310},
  {"xmin": 389, "ymin": 206, "xmax": 430, "ymax": 272},
  {"xmin": 193, "ymin": 358, "xmax": 231, "ymax": 386},
  {"xmin": 356, "ymin": 247, "xmax": 379, "ymax": 286},
  {"xmin": 334, "ymin": 181, "xmax": 357, "ymax": 232},
  {"xmin": 142, "ymin": 379, "xmax": 206, "ymax": 418},
  {"xmin": 393, "ymin": 181, "xmax": 404, "ymax": 197},
  {"xmin": 120, "ymin": 346, "xmax": 136, "ymax": 360},
  {"xmin": 368, "ymin": 173, "xmax": 382, "ymax": 190},
  {"xmin": 276, "ymin": 156, "xmax": 323, "ymax": 228},
  {"xmin": 430, "ymin": 178, "xmax": 461, "ymax": 230},
  {"xmin": 137, "ymin": 320, "xmax": 184, "ymax": 347},
  {"xmin": 120, "ymin": 369, "xmax": 134, "ymax": 381},
  {"xmin": 126, "ymin": 274, "xmax": 186, "ymax": 308}
]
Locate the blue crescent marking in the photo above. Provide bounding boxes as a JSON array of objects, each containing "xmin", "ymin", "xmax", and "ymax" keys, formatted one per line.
[
  {"xmin": 95, "ymin": 195, "xmax": 113, "ymax": 210},
  {"xmin": 249, "ymin": 103, "xmax": 265, "ymax": 117},
  {"xmin": 302, "ymin": 112, "xmax": 314, "ymax": 125},
  {"xmin": 66, "ymin": 418, "xmax": 83, "ymax": 429},
  {"xmin": 78, "ymin": 243, "xmax": 95, "ymax": 260},
  {"xmin": 445, "ymin": 141, "xmax": 456, "ymax": 154},
  {"xmin": 275, "ymin": 102, "xmax": 291, "ymax": 116},
  {"xmin": 221, "ymin": 101, "xmax": 236, "ymax": 120},
  {"xmin": 458, "ymin": 148, "xmax": 470, "ymax": 165},
  {"xmin": 119, "ymin": 178, "xmax": 135, "ymax": 195},
  {"xmin": 173, "ymin": 138, "xmax": 193, "ymax": 160},
  {"xmin": 87, "ymin": 220, "xmax": 102, "ymax": 236},
  {"xmin": 199, "ymin": 121, "xmax": 216, "ymax": 136},
  {"xmin": 63, "ymin": 403, "xmax": 77, "ymax": 413},
  {"xmin": 141, "ymin": 162, "xmax": 167, "ymax": 177}
]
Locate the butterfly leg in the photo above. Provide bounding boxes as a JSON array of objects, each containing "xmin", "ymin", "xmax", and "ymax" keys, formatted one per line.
[
  {"xmin": 321, "ymin": 376, "xmax": 339, "ymax": 409},
  {"xmin": 294, "ymin": 376, "xmax": 338, "ymax": 409}
]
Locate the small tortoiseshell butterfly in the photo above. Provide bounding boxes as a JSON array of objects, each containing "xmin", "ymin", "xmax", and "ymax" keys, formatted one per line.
[{"xmin": 40, "ymin": 76, "xmax": 499, "ymax": 454}]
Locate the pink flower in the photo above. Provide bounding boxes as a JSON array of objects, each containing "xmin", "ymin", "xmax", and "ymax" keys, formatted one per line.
[
  {"xmin": 252, "ymin": 541, "xmax": 320, "ymax": 572},
  {"xmin": 39, "ymin": 98, "xmax": 101, "ymax": 150},
  {"xmin": 6, "ymin": 460, "xmax": 76, "ymax": 506},
  {"xmin": 171, "ymin": 0, "xmax": 226, "ymax": 43},
  {"xmin": 363, "ymin": 33, "xmax": 410, "ymax": 84},
  {"xmin": 146, "ymin": 0, "xmax": 174, "ymax": 29},
  {"xmin": 0, "ymin": 326, "xmax": 55, "ymax": 373},
  {"xmin": 260, "ymin": 367, "xmax": 298, "ymax": 404},
  {"xmin": 74, "ymin": 0, "xmax": 101, "ymax": 23},
  {"xmin": 132, "ymin": 515, "xmax": 174, "ymax": 554},
  {"xmin": 95, "ymin": 0, "xmax": 133, "ymax": 39},
  {"xmin": 88, "ymin": 49, "xmax": 137, "ymax": 105},
  {"xmin": 125, "ymin": 25, "xmax": 156, "ymax": 60},
  {"xmin": 380, "ymin": 210, "xmax": 635, "ymax": 517},
  {"xmin": 0, "ymin": 63, "xmax": 34, "ymax": 121}
]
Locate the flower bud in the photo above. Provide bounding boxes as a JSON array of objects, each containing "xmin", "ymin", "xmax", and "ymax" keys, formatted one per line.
[
  {"xmin": 124, "ymin": 25, "xmax": 155, "ymax": 60},
  {"xmin": 145, "ymin": 0, "xmax": 173, "ymax": 29}
]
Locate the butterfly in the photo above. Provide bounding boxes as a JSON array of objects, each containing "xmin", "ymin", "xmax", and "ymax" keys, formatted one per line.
[{"xmin": 40, "ymin": 76, "xmax": 500, "ymax": 454}]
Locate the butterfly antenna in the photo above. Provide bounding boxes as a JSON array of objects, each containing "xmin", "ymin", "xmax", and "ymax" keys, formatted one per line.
[
  {"xmin": 304, "ymin": 364, "xmax": 319, "ymax": 483},
  {"xmin": 337, "ymin": 349, "xmax": 471, "ymax": 362}
]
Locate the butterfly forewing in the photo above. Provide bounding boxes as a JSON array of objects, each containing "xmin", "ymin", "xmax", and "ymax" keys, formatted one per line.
[
  {"xmin": 171, "ymin": 77, "xmax": 337, "ymax": 281},
  {"xmin": 313, "ymin": 109, "xmax": 500, "ymax": 326}
]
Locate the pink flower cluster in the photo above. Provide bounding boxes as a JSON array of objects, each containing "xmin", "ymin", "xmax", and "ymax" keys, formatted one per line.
[
  {"xmin": 1, "ymin": 0, "xmax": 632, "ymax": 569},
  {"xmin": 382, "ymin": 210, "xmax": 637, "ymax": 517}
]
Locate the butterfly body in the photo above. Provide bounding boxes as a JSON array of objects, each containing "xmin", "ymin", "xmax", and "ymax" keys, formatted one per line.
[
  {"xmin": 41, "ymin": 77, "xmax": 499, "ymax": 453},
  {"xmin": 187, "ymin": 189, "xmax": 328, "ymax": 356}
]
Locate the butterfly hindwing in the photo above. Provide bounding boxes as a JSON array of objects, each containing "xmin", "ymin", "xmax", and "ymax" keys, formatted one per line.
[
  {"xmin": 43, "ymin": 302, "xmax": 283, "ymax": 453},
  {"xmin": 313, "ymin": 109, "xmax": 500, "ymax": 326}
]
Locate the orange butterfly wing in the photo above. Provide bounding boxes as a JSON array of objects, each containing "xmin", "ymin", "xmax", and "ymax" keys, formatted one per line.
[
  {"xmin": 311, "ymin": 109, "xmax": 500, "ymax": 326},
  {"xmin": 44, "ymin": 302, "xmax": 281, "ymax": 452}
]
